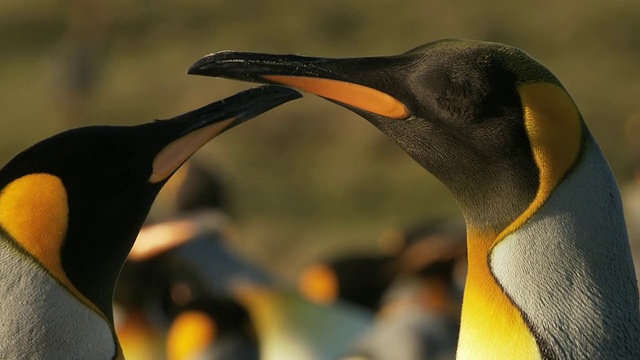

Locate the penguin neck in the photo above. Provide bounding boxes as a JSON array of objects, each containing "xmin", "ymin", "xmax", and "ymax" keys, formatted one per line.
[
  {"xmin": 62, "ymin": 182, "xmax": 161, "ymax": 321},
  {"xmin": 488, "ymin": 135, "xmax": 640, "ymax": 358},
  {"xmin": 457, "ymin": 134, "xmax": 640, "ymax": 359}
]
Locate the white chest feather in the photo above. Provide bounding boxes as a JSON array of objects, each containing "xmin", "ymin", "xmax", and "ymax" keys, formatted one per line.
[{"xmin": 0, "ymin": 238, "xmax": 116, "ymax": 359}]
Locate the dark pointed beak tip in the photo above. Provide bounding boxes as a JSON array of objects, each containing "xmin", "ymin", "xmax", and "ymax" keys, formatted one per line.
[
  {"xmin": 187, "ymin": 50, "xmax": 239, "ymax": 76},
  {"xmin": 186, "ymin": 55, "xmax": 212, "ymax": 75}
]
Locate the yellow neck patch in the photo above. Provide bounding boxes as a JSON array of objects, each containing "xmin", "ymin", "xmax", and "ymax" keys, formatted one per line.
[
  {"xmin": 457, "ymin": 83, "xmax": 582, "ymax": 359},
  {"xmin": 0, "ymin": 173, "xmax": 106, "ymax": 319},
  {"xmin": 458, "ymin": 228, "xmax": 540, "ymax": 359}
]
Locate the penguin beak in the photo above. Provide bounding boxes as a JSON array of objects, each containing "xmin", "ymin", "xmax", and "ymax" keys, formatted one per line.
[
  {"xmin": 149, "ymin": 85, "xmax": 301, "ymax": 183},
  {"xmin": 187, "ymin": 52, "xmax": 410, "ymax": 120}
]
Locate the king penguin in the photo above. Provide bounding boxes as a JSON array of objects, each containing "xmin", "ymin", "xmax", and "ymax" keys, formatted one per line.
[
  {"xmin": 187, "ymin": 39, "xmax": 640, "ymax": 359},
  {"xmin": 0, "ymin": 85, "xmax": 300, "ymax": 359}
]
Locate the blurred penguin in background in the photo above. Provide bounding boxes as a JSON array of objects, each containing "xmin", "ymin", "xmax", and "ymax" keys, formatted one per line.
[
  {"xmin": 298, "ymin": 221, "xmax": 466, "ymax": 360},
  {"xmin": 345, "ymin": 222, "xmax": 466, "ymax": 360}
]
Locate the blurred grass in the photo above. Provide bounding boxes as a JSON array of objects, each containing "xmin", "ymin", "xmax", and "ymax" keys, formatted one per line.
[{"xmin": 1, "ymin": 0, "xmax": 639, "ymax": 277}]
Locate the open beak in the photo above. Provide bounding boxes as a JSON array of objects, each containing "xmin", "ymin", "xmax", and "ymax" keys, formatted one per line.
[
  {"xmin": 187, "ymin": 51, "xmax": 409, "ymax": 120},
  {"xmin": 149, "ymin": 85, "xmax": 301, "ymax": 183}
]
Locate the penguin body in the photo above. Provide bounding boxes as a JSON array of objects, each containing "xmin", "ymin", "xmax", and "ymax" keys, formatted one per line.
[
  {"xmin": 188, "ymin": 39, "xmax": 640, "ymax": 358},
  {"xmin": 0, "ymin": 85, "xmax": 299, "ymax": 358}
]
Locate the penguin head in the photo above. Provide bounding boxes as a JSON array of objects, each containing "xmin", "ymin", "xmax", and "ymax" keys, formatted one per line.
[
  {"xmin": 0, "ymin": 86, "xmax": 300, "ymax": 322},
  {"xmin": 188, "ymin": 39, "xmax": 583, "ymax": 233}
]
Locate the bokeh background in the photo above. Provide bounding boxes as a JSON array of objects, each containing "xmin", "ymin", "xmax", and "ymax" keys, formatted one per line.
[{"xmin": 2, "ymin": 0, "xmax": 640, "ymax": 278}]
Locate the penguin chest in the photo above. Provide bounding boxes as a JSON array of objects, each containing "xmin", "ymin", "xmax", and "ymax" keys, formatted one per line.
[
  {"xmin": 456, "ymin": 234, "xmax": 541, "ymax": 360},
  {"xmin": 0, "ymin": 239, "xmax": 117, "ymax": 359}
]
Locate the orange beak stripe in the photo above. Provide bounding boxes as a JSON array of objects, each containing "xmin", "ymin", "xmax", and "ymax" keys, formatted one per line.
[
  {"xmin": 149, "ymin": 118, "xmax": 234, "ymax": 184},
  {"xmin": 263, "ymin": 75, "xmax": 409, "ymax": 120}
]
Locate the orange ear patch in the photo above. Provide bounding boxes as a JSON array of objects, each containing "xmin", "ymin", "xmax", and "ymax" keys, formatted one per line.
[
  {"xmin": 0, "ymin": 174, "xmax": 69, "ymax": 283},
  {"xmin": 495, "ymin": 83, "xmax": 582, "ymax": 245},
  {"xmin": 263, "ymin": 75, "xmax": 409, "ymax": 119},
  {"xmin": 520, "ymin": 83, "xmax": 582, "ymax": 199}
]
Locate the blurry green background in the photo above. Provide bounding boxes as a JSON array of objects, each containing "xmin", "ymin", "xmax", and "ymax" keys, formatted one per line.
[{"xmin": 2, "ymin": 0, "xmax": 640, "ymax": 277}]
